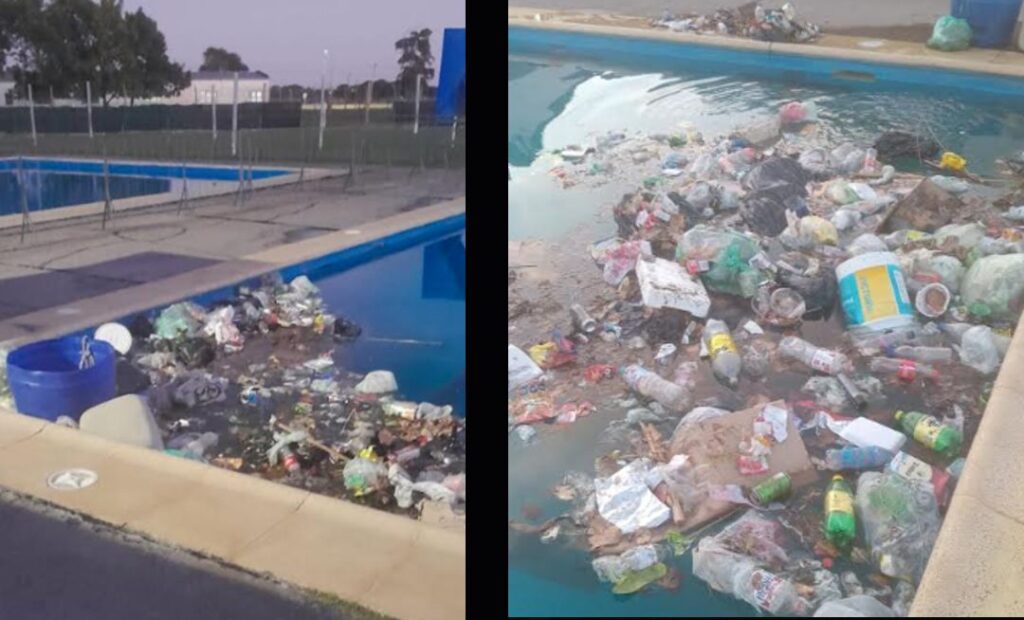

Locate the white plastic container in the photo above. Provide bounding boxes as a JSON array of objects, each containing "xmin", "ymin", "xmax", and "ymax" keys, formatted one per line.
[
  {"xmin": 839, "ymin": 417, "xmax": 907, "ymax": 453},
  {"xmin": 836, "ymin": 252, "xmax": 915, "ymax": 333}
]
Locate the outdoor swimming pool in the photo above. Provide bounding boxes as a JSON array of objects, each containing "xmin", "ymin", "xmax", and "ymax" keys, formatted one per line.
[
  {"xmin": 0, "ymin": 158, "xmax": 290, "ymax": 216},
  {"xmin": 508, "ymin": 26, "xmax": 1024, "ymax": 617}
]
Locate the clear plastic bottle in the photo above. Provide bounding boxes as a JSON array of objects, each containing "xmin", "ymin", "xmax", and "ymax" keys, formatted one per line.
[
  {"xmin": 823, "ymin": 446, "xmax": 893, "ymax": 471},
  {"xmin": 180, "ymin": 432, "xmax": 218, "ymax": 459},
  {"xmin": 869, "ymin": 357, "xmax": 939, "ymax": 383},
  {"xmin": 891, "ymin": 345, "xmax": 954, "ymax": 363},
  {"xmin": 732, "ymin": 563, "xmax": 806, "ymax": 615},
  {"xmin": 621, "ymin": 365, "xmax": 692, "ymax": 412},
  {"xmin": 702, "ymin": 319, "xmax": 742, "ymax": 387},
  {"xmin": 778, "ymin": 336, "xmax": 849, "ymax": 375}
]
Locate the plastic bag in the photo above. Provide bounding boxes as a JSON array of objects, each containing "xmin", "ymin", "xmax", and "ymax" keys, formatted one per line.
[
  {"xmin": 958, "ymin": 325, "xmax": 1002, "ymax": 375},
  {"xmin": 154, "ymin": 302, "xmax": 206, "ymax": 339},
  {"xmin": 826, "ymin": 180, "xmax": 860, "ymax": 205},
  {"xmin": 928, "ymin": 174, "xmax": 969, "ymax": 194},
  {"xmin": 814, "ymin": 595, "xmax": 896, "ymax": 617},
  {"xmin": 855, "ymin": 471, "xmax": 941, "ymax": 584},
  {"xmin": 798, "ymin": 148, "xmax": 830, "ymax": 178},
  {"xmin": 508, "ymin": 344, "xmax": 544, "ymax": 391},
  {"xmin": 203, "ymin": 306, "xmax": 244, "ymax": 351},
  {"xmin": 829, "ymin": 143, "xmax": 867, "ymax": 176},
  {"xmin": 928, "ymin": 16, "xmax": 971, "ymax": 52},
  {"xmin": 960, "ymin": 253, "xmax": 1024, "ymax": 319},
  {"xmin": 798, "ymin": 215, "xmax": 838, "ymax": 245},
  {"xmin": 779, "ymin": 100, "xmax": 817, "ymax": 126},
  {"xmin": 344, "ymin": 456, "xmax": 387, "ymax": 496},
  {"xmin": 592, "ymin": 544, "xmax": 660, "ymax": 583},
  {"xmin": 847, "ymin": 234, "xmax": 888, "ymax": 256},
  {"xmin": 934, "ymin": 222, "xmax": 986, "ymax": 249}
]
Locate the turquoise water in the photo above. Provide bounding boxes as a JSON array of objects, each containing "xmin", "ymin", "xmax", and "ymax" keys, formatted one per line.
[
  {"xmin": 507, "ymin": 34, "xmax": 1024, "ymax": 617},
  {"xmin": 508, "ymin": 49, "xmax": 1024, "ymax": 241}
]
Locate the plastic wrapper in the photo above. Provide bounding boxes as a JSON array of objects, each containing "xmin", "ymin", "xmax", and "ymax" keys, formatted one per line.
[
  {"xmin": 957, "ymin": 325, "xmax": 1002, "ymax": 375},
  {"xmin": 593, "ymin": 458, "xmax": 671, "ymax": 534},
  {"xmin": 153, "ymin": 302, "xmax": 207, "ymax": 339},
  {"xmin": 855, "ymin": 471, "xmax": 941, "ymax": 584},
  {"xmin": 591, "ymin": 544, "xmax": 660, "ymax": 583},
  {"xmin": 508, "ymin": 344, "xmax": 544, "ymax": 391},
  {"xmin": 343, "ymin": 456, "xmax": 387, "ymax": 497}
]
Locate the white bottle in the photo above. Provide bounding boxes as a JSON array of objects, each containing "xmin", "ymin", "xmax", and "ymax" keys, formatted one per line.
[
  {"xmin": 779, "ymin": 336, "xmax": 849, "ymax": 375},
  {"xmin": 702, "ymin": 319, "xmax": 742, "ymax": 387},
  {"xmin": 892, "ymin": 345, "xmax": 953, "ymax": 363}
]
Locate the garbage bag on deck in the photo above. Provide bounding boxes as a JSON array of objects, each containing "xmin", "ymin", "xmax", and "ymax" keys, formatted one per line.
[{"xmin": 927, "ymin": 16, "xmax": 972, "ymax": 52}]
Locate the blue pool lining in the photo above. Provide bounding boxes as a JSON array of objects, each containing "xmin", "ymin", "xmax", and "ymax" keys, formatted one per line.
[
  {"xmin": 52, "ymin": 212, "xmax": 467, "ymax": 345},
  {"xmin": 0, "ymin": 158, "xmax": 289, "ymax": 181},
  {"xmin": 509, "ymin": 26, "xmax": 1024, "ymax": 101}
]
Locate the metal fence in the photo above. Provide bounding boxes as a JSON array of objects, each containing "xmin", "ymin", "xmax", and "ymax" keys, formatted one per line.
[{"xmin": 0, "ymin": 102, "xmax": 301, "ymax": 134}]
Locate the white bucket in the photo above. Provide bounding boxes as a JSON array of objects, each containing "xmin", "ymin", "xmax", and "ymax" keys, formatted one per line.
[{"xmin": 836, "ymin": 252, "xmax": 916, "ymax": 332}]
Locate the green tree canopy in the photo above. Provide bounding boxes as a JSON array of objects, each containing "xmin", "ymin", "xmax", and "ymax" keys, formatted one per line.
[
  {"xmin": 394, "ymin": 28, "xmax": 433, "ymax": 98},
  {"xmin": 199, "ymin": 46, "xmax": 247, "ymax": 72}
]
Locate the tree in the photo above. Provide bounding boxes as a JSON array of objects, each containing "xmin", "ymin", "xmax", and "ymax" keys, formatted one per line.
[
  {"xmin": 199, "ymin": 46, "xmax": 247, "ymax": 72},
  {"xmin": 120, "ymin": 7, "xmax": 187, "ymax": 105},
  {"xmin": 394, "ymin": 28, "xmax": 433, "ymax": 98}
]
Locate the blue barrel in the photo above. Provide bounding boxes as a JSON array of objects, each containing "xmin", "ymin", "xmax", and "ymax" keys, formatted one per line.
[
  {"xmin": 6, "ymin": 338, "xmax": 116, "ymax": 421},
  {"xmin": 951, "ymin": 0, "xmax": 1024, "ymax": 48}
]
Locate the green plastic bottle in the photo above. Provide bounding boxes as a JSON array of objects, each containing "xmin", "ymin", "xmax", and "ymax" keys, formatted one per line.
[
  {"xmin": 894, "ymin": 410, "xmax": 962, "ymax": 458},
  {"xmin": 823, "ymin": 474, "xmax": 856, "ymax": 550}
]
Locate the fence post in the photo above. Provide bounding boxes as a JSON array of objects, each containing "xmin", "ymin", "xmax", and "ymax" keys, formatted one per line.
[
  {"xmin": 413, "ymin": 74, "xmax": 422, "ymax": 135},
  {"xmin": 86, "ymin": 81, "xmax": 94, "ymax": 139},
  {"xmin": 211, "ymin": 84, "xmax": 217, "ymax": 142},
  {"xmin": 231, "ymin": 72, "xmax": 238, "ymax": 157},
  {"xmin": 27, "ymin": 84, "xmax": 37, "ymax": 148},
  {"xmin": 177, "ymin": 160, "xmax": 190, "ymax": 215},
  {"xmin": 364, "ymin": 79, "xmax": 373, "ymax": 126},
  {"xmin": 451, "ymin": 115, "xmax": 457, "ymax": 145},
  {"xmin": 17, "ymin": 156, "xmax": 31, "ymax": 243},
  {"xmin": 318, "ymin": 71, "xmax": 326, "ymax": 152},
  {"xmin": 234, "ymin": 133, "xmax": 245, "ymax": 207},
  {"xmin": 101, "ymin": 155, "xmax": 113, "ymax": 229}
]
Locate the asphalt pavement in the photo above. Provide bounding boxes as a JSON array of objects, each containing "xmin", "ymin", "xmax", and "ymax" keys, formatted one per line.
[{"xmin": 0, "ymin": 490, "xmax": 367, "ymax": 620}]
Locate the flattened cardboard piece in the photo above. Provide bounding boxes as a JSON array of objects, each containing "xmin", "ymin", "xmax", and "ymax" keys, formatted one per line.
[{"xmin": 669, "ymin": 401, "xmax": 817, "ymax": 532}]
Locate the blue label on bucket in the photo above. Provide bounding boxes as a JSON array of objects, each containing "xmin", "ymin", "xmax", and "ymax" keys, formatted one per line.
[{"xmin": 838, "ymin": 263, "xmax": 913, "ymax": 327}]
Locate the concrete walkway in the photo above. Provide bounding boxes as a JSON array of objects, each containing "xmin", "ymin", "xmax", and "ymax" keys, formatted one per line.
[
  {"xmin": 511, "ymin": 0, "xmax": 969, "ymax": 41},
  {"xmin": 0, "ymin": 490, "xmax": 357, "ymax": 620}
]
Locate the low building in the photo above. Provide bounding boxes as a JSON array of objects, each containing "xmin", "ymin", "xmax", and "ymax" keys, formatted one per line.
[
  {"xmin": 0, "ymin": 72, "xmax": 15, "ymax": 106},
  {"xmin": 146, "ymin": 70, "xmax": 271, "ymax": 105}
]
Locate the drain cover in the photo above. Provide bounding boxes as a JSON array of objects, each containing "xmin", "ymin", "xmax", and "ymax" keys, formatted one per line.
[{"xmin": 47, "ymin": 468, "xmax": 98, "ymax": 491}]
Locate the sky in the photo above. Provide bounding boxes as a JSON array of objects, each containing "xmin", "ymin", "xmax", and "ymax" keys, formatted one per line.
[{"xmin": 123, "ymin": 0, "xmax": 465, "ymax": 87}]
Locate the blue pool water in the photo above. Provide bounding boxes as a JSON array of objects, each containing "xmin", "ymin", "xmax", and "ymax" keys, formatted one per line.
[
  {"xmin": 0, "ymin": 158, "xmax": 289, "ymax": 216},
  {"xmin": 316, "ymin": 229, "xmax": 466, "ymax": 414}
]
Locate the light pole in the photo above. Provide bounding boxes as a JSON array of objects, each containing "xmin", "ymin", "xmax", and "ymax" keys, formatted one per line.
[{"xmin": 318, "ymin": 49, "xmax": 328, "ymax": 151}]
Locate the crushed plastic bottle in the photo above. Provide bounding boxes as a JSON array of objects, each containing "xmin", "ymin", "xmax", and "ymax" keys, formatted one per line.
[
  {"xmin": 823, "ymin": 446, "xmax": 893, "ymax": 471},
  {"xmin": 621, "ymin": 364, "xmax": 692, "ymax": 412},
  {"xmin": 702, "ymin": 319, "xmax": 742, "ymax": 387},
  {"xmin": 868, "ymin": 357, "xmax": 939, "ymax": 383},
  {"xmin": 779, "ymin": 336, "xmax": 850, "ymax": 375},
  {"xmin": 889, "ymin": 345, "xmax": 953, "ymax": 363}
]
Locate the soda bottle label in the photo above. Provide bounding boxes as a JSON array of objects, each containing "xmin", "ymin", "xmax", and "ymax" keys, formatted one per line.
[
  {"xmin": 709, "ymin": 333, "xmax": 737, "ymax": 357},
  {"xmin": 749, "ymin": 569, "xmax": 785, "ymax": 611},
  {"xmin": 825, "ymin": 488, "xmax": 854, "ymax": 515},
  {"xmin": 912, "ymin": 417, "xmax": 943, "ymax": 448},
  {"xmin": 888, "ymin": 451, "xmax": 932, "ymax": 483},
  {"xmin": 809, "ymin": 349, "xmax": 836, "ymax": 373},
  {"xmin": 897, "ymin": 360, "xmax": 917, "ymax": 382}
]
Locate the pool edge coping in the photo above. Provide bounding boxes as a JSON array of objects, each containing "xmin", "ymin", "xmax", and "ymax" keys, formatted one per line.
[
  {"xmin": 0, "ymin": 197, "xmax": 466, "ymax": 620},
  {"xmin": 507, "ymin": 11, "xmax": 1024, "ymax": 79}
]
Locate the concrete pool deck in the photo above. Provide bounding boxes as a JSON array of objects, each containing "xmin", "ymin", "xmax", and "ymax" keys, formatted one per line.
[
  {"xmin": 0, "ymin": 169, "xmax": 465, "ymax": 619},
  {"xmin": 509, "ymin": 13, "xmax": 1024, "ymax": 616}
]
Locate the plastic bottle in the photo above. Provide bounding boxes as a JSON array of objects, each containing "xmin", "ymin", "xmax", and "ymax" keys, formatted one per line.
[
  {"xmin": 621, "ymin": 365, "xmax": 691, "ymax": 412},
  {"xmin": 890, "ymin": 345, "xmax": 953, "ymax": 363},
  {"xmin": 868, "ymin": 357, "xmax": 939, "ymax": 383},
  {"xmin": 779, "ymin": 336, "xmax": 849, "ymax": 375},
  {"xmin": 732, "ymin": 563, "xmax": 806, "ymax": 615},
  {"xmin": 702, "ymin": 319, "xmax": 742, "ymax": 387},
  {"xmin": 824, "ymin": 474, "xmax": 856, "ymax": 550},
  {"xmin": 823, "ymin": 446, "xmax": 893, "ymax": 471},
  {"xmin": 894, "ymin": 410, "xmax": 962, "ymax": 458}
]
